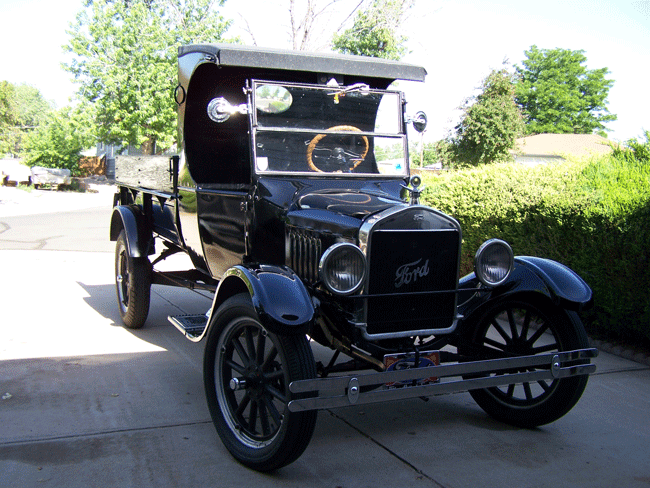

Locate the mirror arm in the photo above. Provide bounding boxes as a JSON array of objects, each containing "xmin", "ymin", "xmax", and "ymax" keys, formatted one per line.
[{"xmin": 207, "ymin": 97, "xmax": 249, "ymax": 123}]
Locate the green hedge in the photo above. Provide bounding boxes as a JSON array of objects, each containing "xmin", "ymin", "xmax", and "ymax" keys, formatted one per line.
[{"xmin": 420, "ymin": 152, "xmax": 650, "ymax": 345}]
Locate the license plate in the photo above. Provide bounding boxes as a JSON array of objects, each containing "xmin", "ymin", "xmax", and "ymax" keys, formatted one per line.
[{"xmin": 383, "ymin": 350, "xmax": 440, "ymax": 387}]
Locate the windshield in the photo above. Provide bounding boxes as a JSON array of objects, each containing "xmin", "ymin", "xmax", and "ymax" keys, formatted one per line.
[{"xmin": 252, "ymin": 80, "xmax": 408, "ymax": 176}]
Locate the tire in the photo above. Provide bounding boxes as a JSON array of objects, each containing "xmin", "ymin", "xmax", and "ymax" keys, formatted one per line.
[
  {"xmin": 461, "ymin": 296, "xmax": 589, "ymax": 427},
  {"xmin": 204, "ymin": 293, "xmax": 317, "ymax": 471},
  {"xmin": 114, "ymin": 230, "xmax": 151, "ymax": 329}
]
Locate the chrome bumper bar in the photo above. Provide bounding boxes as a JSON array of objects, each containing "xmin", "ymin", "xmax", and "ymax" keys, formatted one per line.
[{"xmin": 288, "ymin": 348, "xmax": 598, "ymax": 412}]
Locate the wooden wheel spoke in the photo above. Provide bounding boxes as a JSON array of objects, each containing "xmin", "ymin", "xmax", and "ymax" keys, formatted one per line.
[
  {"xmin": 232, "ymin": 337, "xmax": 250, "ymax": 367},
  {"xmin": 262, "ymin": 345, "xmax": 278, "ymax": 370},
  {"xmin": 263, "ymin": 369, "xmax": 284, "ymax": 382},
  {"xmin": 245, "ymin": 327, "xmax": 256, "ymax": 363},
  {"xmin": 521, "ymin": 309, "xmax": 532, "ymax": 341},
  {"xmin": 265, "ymin": 384, "xmax": 288, "ymax": 404},
  {"xmin": 256, "ymin": 331, "xmax": 266, "ymax": 364},
  {"xmin": 263, "ymin": 395, "xmax": 283, "ymax": 425},
  {"xmin": 537, "ymin": 379, "xmax": 551, "ymax": 392},
  {"xmin": 484, "ymin": 337, "xmax": 508, "ymax": 352},
  {"xmin": 235, "ymin": 392, "xmax": 251, "ymax": 418},
  {"xmin": 527, "ymin": 322, "xmax": 550, "ymax": 345},
  {"xmin": 507, "ymin": 309, "xmax": 519, "ymax": 340},
  {"xmin": 491, "ymin": 318, "xmax": 512, "ymax": 345},
  {"xmin": 248, "ymin": 400, "xmax": 258, "ymax": 434},
  {"xmin": 225, "ymin": 359, "xmax": 246, "ymax": 376},
  {"xmin": 258, "ymin": 399, "xmax": 271, "ymax": 436}
]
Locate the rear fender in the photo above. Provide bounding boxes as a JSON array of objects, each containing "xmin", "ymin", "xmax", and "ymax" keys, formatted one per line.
[
  {"xmin": 208, "ymin": 264, "xmax": 316, "ymax": 337},
  {"xmin": 458, "ymin": 256, "xmax": 593, "ymax": 329},
  {"xmin": 110, "ymin": 205, "xmax": 151, "ymax": 258}
]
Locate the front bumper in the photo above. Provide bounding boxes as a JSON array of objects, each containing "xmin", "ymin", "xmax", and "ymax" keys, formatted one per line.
[{"xmin": 288, "ymin": 348, "xmax": 598, "ymax": 412}]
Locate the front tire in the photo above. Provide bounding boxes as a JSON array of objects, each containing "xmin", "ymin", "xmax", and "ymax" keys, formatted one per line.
[
  {"xmin": 204, "ymin": 293, "xmax": 317, "ymax": 471},
  {"xmin": 114, "ymin": 230, "xmax": 151, "ymax": 329},
  {"xmin": 461, "ymin": 296, "xmax": 589, "ymax": 427}
]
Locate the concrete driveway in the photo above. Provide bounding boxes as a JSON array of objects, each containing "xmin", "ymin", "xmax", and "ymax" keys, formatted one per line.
[{"xmin": 1, "ymin": 188, "xmax": 649, "ymax": 487}]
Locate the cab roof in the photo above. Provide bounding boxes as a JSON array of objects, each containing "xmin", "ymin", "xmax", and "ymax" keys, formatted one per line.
[{"xmin": 178, "ymin": 44, "xmax": 427, "ymax": 83}]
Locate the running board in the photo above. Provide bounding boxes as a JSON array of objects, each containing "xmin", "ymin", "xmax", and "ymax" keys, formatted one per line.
[
  {"xmin": 169, "ymin": 314, "xmax": 208, "ymax": 340},
  {"xmin": 288, "ymin": 348, "xmax": 598, "ymax": 412}
]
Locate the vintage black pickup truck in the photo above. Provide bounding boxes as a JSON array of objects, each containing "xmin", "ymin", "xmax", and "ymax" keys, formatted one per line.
[{"xmin": 110, "ymin": 44, "xmax": 597, "ymax": 471}]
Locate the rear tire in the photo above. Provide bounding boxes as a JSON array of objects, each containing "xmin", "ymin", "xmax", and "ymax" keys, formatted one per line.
[
  {"xmin": 461, "ymin": 296, "xmax": 589, "ymax": 427},
  {"xmin": 114, "ymin": 230, "xmax": 151, "ymax": 329},
  {"xmin": 204, "ymin": 293, "xmax": 317, "ymax": 471}
]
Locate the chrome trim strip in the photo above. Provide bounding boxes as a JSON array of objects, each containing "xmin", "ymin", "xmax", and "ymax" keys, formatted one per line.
[
  {"xmin": 355, "ymin": 315, "xmax": 462, "ymax": 341},
  {"xmin": 256, "ymin": 126, "xmax": 404, "ymax": 139},
  {"xmin": 358, "ymin": 203, "xmax": 409, "ymax": 254}
]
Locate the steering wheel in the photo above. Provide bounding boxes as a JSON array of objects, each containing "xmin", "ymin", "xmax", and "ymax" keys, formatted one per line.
[{"xmin": 306, "ymin": 125, "xmax": 369, "ymax": 173}]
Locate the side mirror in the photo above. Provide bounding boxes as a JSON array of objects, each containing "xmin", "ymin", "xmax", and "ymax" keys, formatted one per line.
[
  {"xmin": 408, "ymin": 111, "xmax": 428, "ymax": 133},
  {"xmin": 256, "ymin": 85, "xmax": 293, "ymax": 114}
]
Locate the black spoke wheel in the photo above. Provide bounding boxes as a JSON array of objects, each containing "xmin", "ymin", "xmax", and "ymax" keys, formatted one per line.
[
  {"xmin": 114, "ymin": 230, "xmax": 151, "ymax": 329},
  {"xmin": 461, "ymin": 297, "xmax": 589, "ymax": 427},
  {"xmin": 204, "ymin": 293, "xmax": 317, "ymax": 471}
]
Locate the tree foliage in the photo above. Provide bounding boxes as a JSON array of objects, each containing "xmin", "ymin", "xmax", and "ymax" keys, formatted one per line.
[
  {"xmin": 64, "ymin": 0, "xmax": 233, "ymax": 154},
  {"xmin": 515, "ymin": 46, "xmax": 616, "ymax": 135},
  {"xmin": 444, "ymin": 68, "xmax": 524, "ymax": 166},
  {"xmin": 0, "ymin": 81, "xmax": 16, "ymax": 155},
  {"xmin": 23, "ymin": 104, "xmax": 96, "ymax": 174},
  {"xmin": 332, "ymin": 0, "xmax": 412, "ymax": 59},
  {"xmin": 0, "ymin": 82, "xmax": 52, "ymax": 156}
]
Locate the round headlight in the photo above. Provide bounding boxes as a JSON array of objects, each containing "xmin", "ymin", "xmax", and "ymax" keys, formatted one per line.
[
  {"xmin": 474, "ymin": 239, "xmax": 514, "ymax": 286},
  {"xmin": 319, "ymin": 243, "xmax": 367, "ymax": 295}
]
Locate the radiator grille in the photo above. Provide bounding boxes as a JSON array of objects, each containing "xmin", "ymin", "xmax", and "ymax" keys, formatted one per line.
[
  {"xmin": 286, "ymin": 228, "xmax": 323, "ymax": 283},
  {"xmin": 366, "ymin": 228, "xmax": 460, "ymax": 334}
]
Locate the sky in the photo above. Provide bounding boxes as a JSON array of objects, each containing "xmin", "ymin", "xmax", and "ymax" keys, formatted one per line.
[{"xmin": 1, "ymin": 0, "xmax": 648, "ymax": 143}]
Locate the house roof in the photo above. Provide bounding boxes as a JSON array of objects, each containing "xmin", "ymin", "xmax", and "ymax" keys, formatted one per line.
[{"xmin": 515, "ymin": 134, "xmax": 614, "ymax": 158}]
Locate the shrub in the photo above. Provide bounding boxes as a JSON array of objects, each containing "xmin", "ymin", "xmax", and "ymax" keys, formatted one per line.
[{"xmin": 421, "ymin": 146, "xmax": 650, "ymax": 346}]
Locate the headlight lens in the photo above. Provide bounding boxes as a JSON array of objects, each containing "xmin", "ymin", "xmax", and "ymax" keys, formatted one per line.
[
  {"xmin": 474, "ymin": 239, "xmax": 514, "ymax": 286},
  {"xmin": 319, "ymin": 243, "xmax": 367, "ymax": 295}
]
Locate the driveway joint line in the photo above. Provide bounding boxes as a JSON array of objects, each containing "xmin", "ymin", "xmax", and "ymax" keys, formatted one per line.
[
  {"xmin": 0, "ymin": 419, "xmax": 214, "ymax": 448},
  {"xmin": 326, "ymin": 409, "xmax": 447, "ymax": 487}
]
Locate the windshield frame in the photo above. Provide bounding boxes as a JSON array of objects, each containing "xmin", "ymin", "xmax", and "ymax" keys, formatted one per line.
[{"xmin": 250, "ymin": 79, "xmax": 410, "ymax": 178}]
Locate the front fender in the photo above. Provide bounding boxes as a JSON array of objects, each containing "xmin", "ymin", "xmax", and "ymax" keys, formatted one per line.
[
  {"xmin": 209, "ymin": 264, "xmax": 316, "ymax": 337},
  {"xmin": 514, "ymin": 256, "xmax": 592, "ymax": 310},
  {"xmin": 458, "ymin": 256, "xmax": 593, "ymax": 325}
]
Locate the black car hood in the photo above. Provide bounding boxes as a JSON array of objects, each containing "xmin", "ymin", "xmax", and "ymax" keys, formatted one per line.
[{"xmin": 296, "ymin": 189, "xmax": 401, "ymax": 219}]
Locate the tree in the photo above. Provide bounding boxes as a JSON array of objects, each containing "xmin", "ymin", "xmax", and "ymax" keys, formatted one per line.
[
  {"xmin": 0, "ymin": 82, "xmax": 52, "ymax": 156},
  {"xmin": 23, "ymin": 104, "xmax": 96, "ymax": 174},
  {"xmin": 0, "ymin": 81, "xmax": 17, "ymax": 155},
  {"xmin": 446, "ymin": 68, "xmax": 524, "ymax": 166},
  {"xmin": 332, "ymin": 0, "xmax": 412, "ymax": 59},
  {"xmin": 64, "ymin": 0, "xmax": 233, "ymax": 154},
  {"xmin": 515, "ymin": 46, "xmax": 616, "ymax": 135},
  {"xmin": 12, "ymin": 84, "xmax": 52, "ymax": 130}
]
